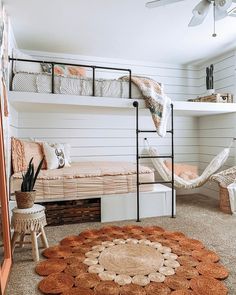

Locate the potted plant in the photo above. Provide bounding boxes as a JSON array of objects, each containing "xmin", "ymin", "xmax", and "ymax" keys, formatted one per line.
[{"xmin": 15, "ymin": 157, "xmax": 44, "ymax": 209}]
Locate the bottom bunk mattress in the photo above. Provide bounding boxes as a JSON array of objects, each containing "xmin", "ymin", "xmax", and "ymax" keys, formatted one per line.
[{"xmin": 11, "ymin": 162, "xmax": 155, "ymax": 201}]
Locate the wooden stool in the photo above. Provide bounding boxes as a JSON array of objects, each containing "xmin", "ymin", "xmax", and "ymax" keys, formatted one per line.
[{"xmin": 11, "ymin": 204, "xmax": 49, "ymax": 262}]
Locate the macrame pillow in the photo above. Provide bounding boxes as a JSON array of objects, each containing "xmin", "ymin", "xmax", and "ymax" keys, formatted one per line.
[
  {"xmin": 11, "ymin": 137, "xmax": 46, "ymax": 173},
  {"xmin": 43, "ymin": 143, "xmax": 71, "ymax": 170}
]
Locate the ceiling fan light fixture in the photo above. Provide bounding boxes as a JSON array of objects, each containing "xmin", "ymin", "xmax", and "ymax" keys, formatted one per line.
[
  {"xmin": 215, "ymin": 6, "xmax": 228, "ymax": 20},
  {"xmin": 215, "ymin": 0, "xmax": 232, "ymax": 10}
]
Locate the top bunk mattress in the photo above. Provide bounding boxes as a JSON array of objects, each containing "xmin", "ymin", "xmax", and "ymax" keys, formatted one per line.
[
  {"xmin": 12, "ymin": 73, "xmax": 143, "ymax": 99},
  {"xmin": 11, "ymin": 161, "xmax": 155, "ymax": 201}
]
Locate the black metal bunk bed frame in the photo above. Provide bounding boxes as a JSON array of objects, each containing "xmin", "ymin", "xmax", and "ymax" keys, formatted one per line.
[
  {"xmin": 9, "ymin": 57, "xmax": 132, "ymax": 98},
  {"xmin": 9, "ymin": 57, "xmax": 175, "ymax": 222}
]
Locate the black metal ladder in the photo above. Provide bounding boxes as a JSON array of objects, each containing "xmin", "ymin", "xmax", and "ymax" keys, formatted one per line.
[{"xmin": 133, "ymin": 101, "xmax": 175, "ymax": 222}]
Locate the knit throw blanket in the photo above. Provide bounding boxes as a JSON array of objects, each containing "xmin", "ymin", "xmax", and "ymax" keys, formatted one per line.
[{"xmin": 121, "ymin": 76, "xmax": 172, "ymax": 137}]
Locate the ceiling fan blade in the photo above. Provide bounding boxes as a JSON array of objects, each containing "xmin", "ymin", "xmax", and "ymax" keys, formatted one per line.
[
  {"xmin": 188, "ymin": 14, "xmax": 207, "ymax": 26},
  {"xmin": 146, "ymin": 0, "xmax": 184, "ymax": 8},
  {"xmin": 215, "ymin": 6, "xmax": 228, "ymax": 20},
  {"xmin": 228, "ymin": 6, "xmax": 236, "ymax": 16},
  {"xmin": 188, "ymin": 0, "xmax": 211, "ymax": 27},
  {"xmin": 215, "ymin": 0, "xmax": 232, "ymax": 11}
]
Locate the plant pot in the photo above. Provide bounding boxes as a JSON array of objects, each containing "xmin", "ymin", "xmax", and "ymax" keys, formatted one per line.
[
  {"xmin": 15, "ymin": 191, "xmax": 36, "ymax": 209},
  {"xmin": 206, "ymin": 89, "xmax": 215, "ymax": 95}
]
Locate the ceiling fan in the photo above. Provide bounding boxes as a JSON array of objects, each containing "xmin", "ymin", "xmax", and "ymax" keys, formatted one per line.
[{"xmin": 146, "ymin": 0, "xmax": 236, "ymax": 29}]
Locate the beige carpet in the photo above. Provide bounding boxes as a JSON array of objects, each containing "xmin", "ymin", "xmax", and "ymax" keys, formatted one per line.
[{"xmin": 6, "ymin": 194, "xmax": 236, "ymax": 295}]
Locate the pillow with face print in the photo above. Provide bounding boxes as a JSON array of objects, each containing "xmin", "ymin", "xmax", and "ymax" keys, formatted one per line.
[{"xmin": 43, "ymin": 142, "xmax": 71, "ymax": 170}]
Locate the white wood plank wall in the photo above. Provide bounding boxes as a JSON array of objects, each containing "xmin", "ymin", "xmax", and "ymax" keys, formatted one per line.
[
  {"xmin": 8, "ymin": 50, "xmax": 200, "ymax": 196},
  {"xmin": 9, "ymin": 49, "xmax": 236, "ymax": 198},
  {"xmin": 198, "ymin": 51, "xmax": 236, "ymax": 199}
]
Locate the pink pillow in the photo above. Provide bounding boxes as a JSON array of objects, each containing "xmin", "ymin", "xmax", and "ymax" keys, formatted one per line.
[
  {"xmin": 11, "ymin": 137, "xmax": 46, "ymax": 173},
  {"xmin": 164, "ymin": 161, "xmax": 198, "ymax": 177},
  {"xmin": 54, "ymin": 65, "xmax": 86, "ymax": 78},
  {"xmin": 179, "ymin": 171, "xmax": 198, "ymax": 180}
]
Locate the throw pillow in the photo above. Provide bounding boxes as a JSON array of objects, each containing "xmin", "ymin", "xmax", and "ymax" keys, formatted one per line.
[
  {"xmin": 54, "ymin": 64, "xmax": 86, "ymax": 78},
  {"xmin": 11, "ymin": 137, "xmax": 46, "ymax": 173},
  {"xmin": 43, "ymin": 142, "xmax": 70, "ymax": 170},
  {"xmin": 41, "ymin": 63, "xmax": 52, "ymax": 74},
  {"xmin": 13, "ymin": 49, "xmax": 42, "ymax": 74}
]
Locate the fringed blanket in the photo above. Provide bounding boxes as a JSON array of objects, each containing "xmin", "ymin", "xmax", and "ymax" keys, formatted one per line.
[{"xmin": 121, "ymin": 76, "xmax": 172, "ymax": 137}]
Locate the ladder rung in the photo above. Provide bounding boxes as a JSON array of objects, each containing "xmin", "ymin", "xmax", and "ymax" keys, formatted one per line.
[
  {"xmin": 139, "ymin": 181, "xmax": 173, "ymax": 185},
  {"xmin": 138, "ymin": 130, "xmax": 172, "ymax": 133},
  {"xmin": 138, "ymin": 155, "xmax": 173, "ymax": 159}
]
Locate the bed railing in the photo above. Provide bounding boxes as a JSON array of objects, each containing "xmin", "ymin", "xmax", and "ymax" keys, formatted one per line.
[{"xmin": 9, "ymin": 57, "xmax": 132, "ymax": 98}]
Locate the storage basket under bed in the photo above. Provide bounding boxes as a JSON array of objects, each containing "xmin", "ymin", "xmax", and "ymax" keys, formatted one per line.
[{"xmin": 41, "ymin": 198, "xmax": 101, "ymax": 226}]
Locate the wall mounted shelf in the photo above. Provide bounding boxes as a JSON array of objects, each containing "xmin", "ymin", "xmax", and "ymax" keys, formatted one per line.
[{"xmin": 9, "ymin": 91, "xmax": 236, "ymax": 116}]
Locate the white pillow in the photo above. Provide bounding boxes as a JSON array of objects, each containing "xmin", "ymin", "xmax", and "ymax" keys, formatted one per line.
[
  {"xmin": 13, "ymin": 49, "xmax": 42, "ymax": 74},
  {"xmin": 43, "ymin": 142, "xmax": 71, "ymax": 170},
  {"xmin": 62, "ymin": 143, "xmax": 72, "ymax": 164},
  {"xmin": 34, "ymin": 140, "xmax": 72, "ymax": 164}
]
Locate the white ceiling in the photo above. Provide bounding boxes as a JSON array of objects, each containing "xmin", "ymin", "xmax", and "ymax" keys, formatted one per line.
[{"xmin": 4, "ymin": 0, "xmax": 236, "ymax": 64}]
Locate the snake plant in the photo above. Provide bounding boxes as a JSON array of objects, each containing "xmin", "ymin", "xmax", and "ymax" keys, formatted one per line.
[{"xmin": 21, "ymin": 157, "xmax": 44, "ymax": 192}]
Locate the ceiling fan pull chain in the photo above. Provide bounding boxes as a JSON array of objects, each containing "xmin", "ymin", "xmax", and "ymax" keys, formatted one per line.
[{"xmin": 212, "ymin": 1, "xmax": 217, "ymax": 37}]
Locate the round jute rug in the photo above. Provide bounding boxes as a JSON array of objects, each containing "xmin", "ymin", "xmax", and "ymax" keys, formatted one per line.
[{"xmin": 36, "ymin": 225, "xmax": 229, "ymax": 295}]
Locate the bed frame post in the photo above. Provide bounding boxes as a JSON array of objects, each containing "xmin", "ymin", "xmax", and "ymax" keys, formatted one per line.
[
  {"xmin": 171, "ymin": 103, "xmax": 175, "ymax": 218},
  {"xmin": 51, "ymin": 63, "xmax": 55, "ymax": 94},
  {"xmin": 92, "ymin": 67, "xmax": 95, "ymax": 96},
  {"xmin": 133, "ymin": 101, "xmax": 140, "ymax": 222},
  {"xmin": 129, "ymin": 70, "xmax": 132, "ymax": 99}
]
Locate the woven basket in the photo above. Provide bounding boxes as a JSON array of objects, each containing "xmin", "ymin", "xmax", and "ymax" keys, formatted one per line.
[
  {"xmin": 15, "ymin": 191, "xmax": 36, "ymax": 209},
  {"xmin": 219, "ymin": 186, "xmax": 232, "ymax": 214}
]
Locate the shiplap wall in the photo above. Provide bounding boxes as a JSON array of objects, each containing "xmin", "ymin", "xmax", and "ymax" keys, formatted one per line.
[
  {"xmin": 10, "ymin": 49, "xmax": 236, "ymax": 197},
  {"xmin": 198, "ymin": 51, "xmax": 236, "ymax": 198},
  {"xmin": 9, "ymin": 50, "xmax": 200, "ymax": 195}
]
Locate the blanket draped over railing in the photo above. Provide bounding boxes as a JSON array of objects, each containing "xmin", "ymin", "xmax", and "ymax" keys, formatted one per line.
[{"xmin": 120, "ymin": 76, "xmax": 172, "ymax": 137}]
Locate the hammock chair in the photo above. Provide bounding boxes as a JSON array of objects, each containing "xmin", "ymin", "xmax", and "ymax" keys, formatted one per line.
[{"xmin": 146, "ymin": 140, "xmax": 232, "ymax": 189}]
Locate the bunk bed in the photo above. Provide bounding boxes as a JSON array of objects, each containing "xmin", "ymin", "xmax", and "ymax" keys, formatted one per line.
[{"xmin": 8, "ymin": 55, "xmax": 176, "ymax": 223}]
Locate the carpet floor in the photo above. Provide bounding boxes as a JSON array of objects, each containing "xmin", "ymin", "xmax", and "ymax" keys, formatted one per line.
[{"xmin": 6, "ymin": 194, "xmax": 236, "ymax": 295}]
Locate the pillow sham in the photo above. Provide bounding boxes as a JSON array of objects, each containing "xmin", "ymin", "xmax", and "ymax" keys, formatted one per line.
[
  {"xmin": 11, "ymin": 137, "xmax": 46, "ymax": 173},
  {"xmin": 43, "ymin": 142, "xmax": 71, "ymax": 170},
  {"xmin": 13, "ymin": 49, "xmax": 42, "ymax": 74},
  {"xmin": 53, "ymin": 64, "xmax": 86, "ymax": 78}
]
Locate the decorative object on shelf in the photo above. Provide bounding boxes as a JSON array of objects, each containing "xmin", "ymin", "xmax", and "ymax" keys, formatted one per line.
[
  {"xmin": 36, "ymin": 225, "xmax": 229, "ymax": 294},
  {"xmin": 15, "ymin": 157, "xmax": 44, "ymax": 209},
  {"xmin": 11, "ymin": 204, "xmax": 49, "ymax": 261},
  {"xmin": 206, "ymin": 64, "xmax": 214, "ymax": 94},
  {"xmin": 188, "ymin": 93, "xmax": 233, "ymax": 103}
]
